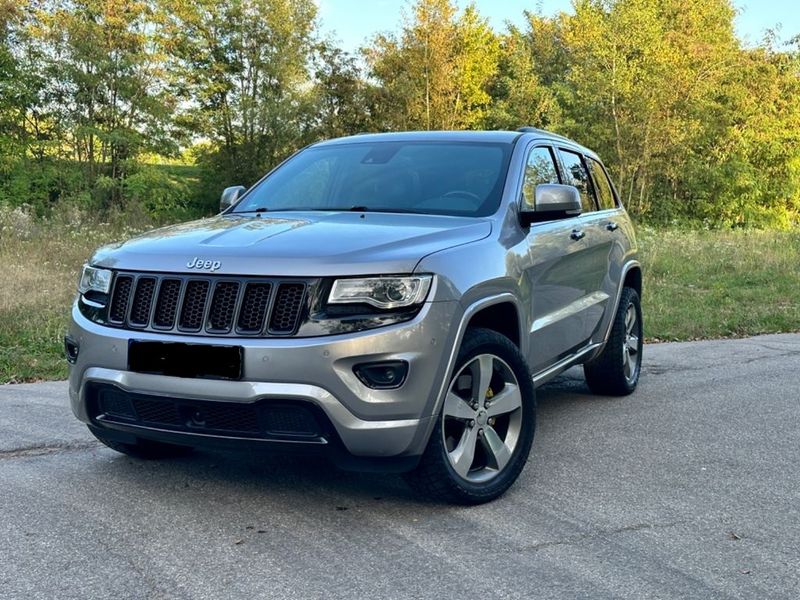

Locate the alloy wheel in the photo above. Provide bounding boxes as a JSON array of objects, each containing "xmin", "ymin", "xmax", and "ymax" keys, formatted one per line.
[
  {"xmin": 623, "ymin": 303, "xmax": 641, "ymax": 383},
  {"xmin": 442, "ymin": 354, "xmax": 523, "ymax": 483}
]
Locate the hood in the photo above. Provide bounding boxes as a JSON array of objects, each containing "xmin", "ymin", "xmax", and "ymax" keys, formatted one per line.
[{"xmin": 91, "ymin": 211, "xmax": 492, "ymax": 276}]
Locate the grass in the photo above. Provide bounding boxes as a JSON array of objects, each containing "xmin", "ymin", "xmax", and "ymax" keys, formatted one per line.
[
  {"xmin": 0, "ymin": 209, "xmax": 150, "ymax": 383},
  {"xmin": 0, "ymin": 211, "xmax": 798, "ymax": 383},
  {"xmin": 638, "ymin": 227, "xmax": 800, "ymax": 341}
]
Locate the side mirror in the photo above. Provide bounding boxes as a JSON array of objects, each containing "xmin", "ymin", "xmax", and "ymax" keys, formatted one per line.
[
  {"xmin": 520, "ymin": 184, "xmax": 582, "ymax": 226},
  {"xmin": 220, "ymin": 185, "xmax": 247, "ymax": 212}
]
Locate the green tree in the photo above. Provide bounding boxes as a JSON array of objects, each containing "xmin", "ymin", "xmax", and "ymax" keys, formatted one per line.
[
  {"xmin": 554, "ymin": 0, "xmax": 740, "ymax": 217},
  {"xmin": 482, "ymin": 25, "xmax": 560, "ymax": 130},
  {"xmin": 366, "ymin": 0, "xmax": 499, "ymax": 130},
  {"xmin": 0, "ymin": 1, "xmax": 26, "ymax": 174},
  {"xmin": 680, "ymin": 38, "xmax": 800, "ymax": 227},
  {"xmin": 160, "ymin": 0, "xmax": 318, "ymax": 194},
  {"xmin": 311, "ymin": 43, "xmax": 380, "ymax": 138},
  {"xmin": 29, "ymin": 0, "xmax": 179, "ymax": 208}
]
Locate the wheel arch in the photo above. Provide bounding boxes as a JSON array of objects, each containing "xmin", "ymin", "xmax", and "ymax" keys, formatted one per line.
[
  {"xmin": 597, "ymin": 260, "xmax": 642, "ymax": 350},
  {"xmin": 624, "ymin": 264, "xmax": 642, "ymax": 298},
  {"xmin": 424, "ymin": 293, "xmax": 526, "ymax": 424},
  {"xmin": 465, "ymin": 301, "xmax": 521, "ymax": 349}
]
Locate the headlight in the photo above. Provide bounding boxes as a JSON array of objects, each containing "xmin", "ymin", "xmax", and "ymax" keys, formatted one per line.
[
  {"xmin": 328, "ymin": 275, "xmax": 432, "ymax": 310},
  {"xmin": 78, "ymin": 264, "xmax": 113, "ymax": 295}
]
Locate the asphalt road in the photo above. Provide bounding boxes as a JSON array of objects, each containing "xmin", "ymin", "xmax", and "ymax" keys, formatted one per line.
[{"xmin": 1, "ymin": 334, "xmax": 799, "ymax": 600}]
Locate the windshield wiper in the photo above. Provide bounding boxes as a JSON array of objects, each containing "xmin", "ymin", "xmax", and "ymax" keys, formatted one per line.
[
  {"xmin": 325, "ymin": 206, "xmax": 422, "ymax": 214},
  {"xmin": 237, "ymin": 206, "xmax": 422, "ymax": 214}
]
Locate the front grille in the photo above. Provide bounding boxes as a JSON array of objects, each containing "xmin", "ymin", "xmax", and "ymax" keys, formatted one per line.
[
  {"xmin": 107, "ymin": 272, "xmax": 309, "ymax": 337},
  {"xmin": 89, "ymin": 384, "xmax": 326, "ymax": 440}
]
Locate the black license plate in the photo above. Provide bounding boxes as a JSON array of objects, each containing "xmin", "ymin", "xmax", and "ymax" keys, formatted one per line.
[{"xmin": 128, "ymin": 341, "xmax": 243, "ymax": 380}]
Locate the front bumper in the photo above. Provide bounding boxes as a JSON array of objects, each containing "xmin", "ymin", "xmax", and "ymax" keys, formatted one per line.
[{"xmin": 68, "ymin": 300, "xmax": 460, "ymax": 463}]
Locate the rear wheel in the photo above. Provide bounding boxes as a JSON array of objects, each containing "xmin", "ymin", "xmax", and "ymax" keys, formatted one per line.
[
  {"xmin": 89, "ymin": 427, "xmax": 193, "ymax": 460},
  {"xmin": 583, "ymin": 286, "xmax": 643, "ymax": 396},
  {"xmin": 405, "ymin": 328, "xmax": 536, "ymax": 504}
]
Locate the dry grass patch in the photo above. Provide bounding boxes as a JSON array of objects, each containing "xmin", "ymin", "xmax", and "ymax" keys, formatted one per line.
[{"xmin": 0, "ymin": 209, "xmax": 148, "ymax": 382}]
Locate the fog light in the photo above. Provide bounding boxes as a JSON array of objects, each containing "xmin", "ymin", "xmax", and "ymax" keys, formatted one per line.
[
  {"xmin": 64, "ymin": 336, "xmax": 79, "ymax": 364},
  {"xmin": 353, "ymin": 361, "xmax": 409, "ymax": 389}
]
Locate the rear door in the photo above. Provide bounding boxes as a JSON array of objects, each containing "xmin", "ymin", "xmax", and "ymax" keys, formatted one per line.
[{"xmin": 585, "ymin": 156, "xmax": 628, "ymax": 342}]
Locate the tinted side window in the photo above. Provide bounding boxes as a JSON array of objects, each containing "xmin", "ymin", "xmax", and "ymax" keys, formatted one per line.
[
  {"xmin": 558, "ymin": 149, "xmax": 597, "ymax": 213},
  {"xmin": 521, "ymin": 146, "xmax": 560, "ymax": 208},
  {"xmin": 587, "ymin": 158, "xmax": 617, "ymax": 210}
]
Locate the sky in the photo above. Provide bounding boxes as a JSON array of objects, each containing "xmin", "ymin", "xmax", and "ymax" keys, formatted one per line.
[{"xmin": 316, "ymin": 0, "xmax": 800, "ymax": 52}]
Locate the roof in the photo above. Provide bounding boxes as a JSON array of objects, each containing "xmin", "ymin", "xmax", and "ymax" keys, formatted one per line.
[
  {"xmin": 314, "ymin": 129, "xmax": 596, "ymax": 157},
  {"xmin": 315, "ymin": 130, "xmax": 522, "ymax": 146}
]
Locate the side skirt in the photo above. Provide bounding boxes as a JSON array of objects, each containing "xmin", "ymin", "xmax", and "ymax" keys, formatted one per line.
[{"xmin": 532, "ymin": 342, "xmax": 604, "ymax": 388}]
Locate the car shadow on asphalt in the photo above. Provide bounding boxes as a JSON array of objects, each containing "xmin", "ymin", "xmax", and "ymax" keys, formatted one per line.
[{"xmin": 92, "ymin": 369, "xmax": 622, "ymax": 506}]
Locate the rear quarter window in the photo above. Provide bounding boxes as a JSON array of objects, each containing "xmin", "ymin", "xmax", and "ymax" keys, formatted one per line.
[{"xmin": 587, "ymin": 158, "xmax": 617, "ymax": 210}]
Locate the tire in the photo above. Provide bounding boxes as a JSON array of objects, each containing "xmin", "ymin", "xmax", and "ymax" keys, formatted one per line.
[
  {"xmin": 89, "ymin": 427, "xmax": 193, "ymax": 460},
  {"xmin": 583, "ymin": 287, "xmax": 643, "ymax": 396},
  {"xmin": 405, "ymin": 328, "xmax": 536, "ymax": 504}
]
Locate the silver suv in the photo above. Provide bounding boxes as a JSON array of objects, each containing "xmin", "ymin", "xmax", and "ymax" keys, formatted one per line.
[{"xmin": 66, "ymin": 129, "xmax": 642, "ymax": 504}]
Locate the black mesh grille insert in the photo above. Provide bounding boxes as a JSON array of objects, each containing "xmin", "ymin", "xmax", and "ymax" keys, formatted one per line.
[
  {"xmin": 207, "ymin": 282, "xmax": 240, "ymax": 332},
  {"xmin": 109, "ymin": 275, "xmax": 133, "ymax": 323},
  {"xmin": 129, "ymin": 277, "xmax": 156, "ymax": 326},
  {"xmin": 133, "ymin": 398, "xmax": 181, "ymax": 425},
  {"xmin": 99, "ymin": 389, "xmax": 136, "ymax": 419},
  {"xmin": 192, "ymin": 403, "xmax": 260, "ymax": 434},
  {"xmin": 264, "ymin": 406, "xmax": 319, "ymax": 436},
  {"xmin": 179, "ymin": 280, "xmax": 210, "ymax": 331},
  {"xmin": 237, "ymin": 283, "xmax": 272, "ymax": 334},
  {"xmin": 269, "ymin": 283, "xmax": 306, "ymax": 334},
  {"xmin": 153, "ymin": 279, "xmax": 182, "ymax": 328}
]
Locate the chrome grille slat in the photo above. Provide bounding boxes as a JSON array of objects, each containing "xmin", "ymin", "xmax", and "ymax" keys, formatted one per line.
[{"xmin": 107, "ymin": 272, "xmax": 307, "ymax": 337}]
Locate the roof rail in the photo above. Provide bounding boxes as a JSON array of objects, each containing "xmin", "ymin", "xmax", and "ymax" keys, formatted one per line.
[{"xmin": 516, "ymin": 126, "xmax": 572, "ymax": 142}]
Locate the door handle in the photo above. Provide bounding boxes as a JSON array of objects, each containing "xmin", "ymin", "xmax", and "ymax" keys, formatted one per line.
[
  {"xmin": 606, "ymin": 222, "xmax": 619, "ymax": 232},
  {"xmin": 570, "ymin": 229, "xmax": 586, "ymax": 241}
]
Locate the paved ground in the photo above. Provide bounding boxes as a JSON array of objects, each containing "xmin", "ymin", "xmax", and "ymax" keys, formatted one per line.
[{"xmin": 1, "ymin": 334, "xmax": 799, "ymax": 600}]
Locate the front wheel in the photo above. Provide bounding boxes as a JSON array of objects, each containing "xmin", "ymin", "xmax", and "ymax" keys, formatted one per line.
[{"xmin": 405, "ymin": 328, "xmax": 536, "ymax": 504}]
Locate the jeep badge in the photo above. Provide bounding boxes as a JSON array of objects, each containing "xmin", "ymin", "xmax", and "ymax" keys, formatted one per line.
[{"xmin": 186, "ymin": 257, "xmax": 221, "ymax": 272}]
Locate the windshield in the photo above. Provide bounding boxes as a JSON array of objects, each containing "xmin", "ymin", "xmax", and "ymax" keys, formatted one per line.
[{"xmin": 232, "ymin": 141, "xmax": 512, "ymax": 217}]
